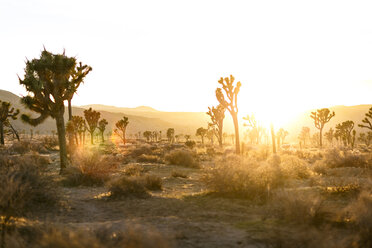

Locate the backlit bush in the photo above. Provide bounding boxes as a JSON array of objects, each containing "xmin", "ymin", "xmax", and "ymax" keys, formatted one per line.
[{"xmin": 165, "ymin": 149, "xmax": 199, "ymax": 168}]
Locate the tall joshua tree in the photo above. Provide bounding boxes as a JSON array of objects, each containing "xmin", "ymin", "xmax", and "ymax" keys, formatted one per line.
[
  {"xmin": 0, "ymin": 100, "xmax": 19, "ymax": 145},
  {"xmin": 167, "ymin": 128, "xmax": 175, "ymax": 143},
  {"xmin": 196, "ymin": 127, "xmax": 207, "ymax": 145},
  {"xmin": 114, "ymin": 116, "xmax": 129, "ymax": 145},
  {"xmin": 84, "ymin": 108, "xmax": 101, "ymax": 145},
  {"xmin": 98, "ymin": 119, "xmax": 108, "ymax": 143},
  {"xmin": 207, "ymin": 104, "xmax": 225, "ymax": 147},
  {"xmin": 216, "ymin": 75, "xmax": 241, "ymax": 154},
  {"xmin": 359, "ymin": 106, "xmax": 372, "ymax": 131},
  {"xmin": 310, "ymin": 108, "xmax": 335, "ymax": 148},
  {"xmin": 19, "ymin": 49, "xmax": 91, "ymax": 171}
]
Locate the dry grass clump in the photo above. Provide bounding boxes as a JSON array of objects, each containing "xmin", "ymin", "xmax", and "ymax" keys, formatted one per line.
[
  {"xmin": 137, "ymin": 154, "xmax": 162, "ymax": 163},
  {"xmin": 279, "ymin": 154, "xmax": 312, "ymax": 179},
  {"xmin": 346, "ymin": 191, "xmax": 372, "ymax": 247},
  {"xmin": 129, "ymin": 144, "xmax": 154, "ymax": 158},
  {"xmin": 8, "ymin": 140, "xmax": 31, "ymax": 154},
  {"xmin": 5, "ymin": 224, "xmax": 172, "ymax": 248},
  {"xmin": 315, "ymin": 149, "xmax": 370, "ymax": 171},
  {"xmin": 39, "ymin": 136, "xmax": 59, "ymax": 150},
  {"xmin": 107, "ymin": 176, "xmax": 150, "ymax": 199},
  {"xmin": 62, "ymin": 150, "xmax": 119, "ymax": 187},
  {"xmin": 165, "ymin": 149, "xmax": 200, "ymax": 168},
  {"xmin": 171, "ymin": 171, "xmax": 188, "ymax": 178},
  {"xmin": 266, "ymin": 226, "xmax": 356, "ymax": 248},
  {"xmin": 269, "ymin": 191, "xmax": 331, "ymax": 226},
  {"xmin": 123, "ymin": 163, "xmax": 147, "ymax": 176},
  {"xmin": 248, "ymin": 145, "xmax": 271, "ymax": 161},
  {"xmin": 202, "ymin": 156, "xmax": 284, "ymax": 201},
  {"xmin": 142, "ymin": 175, "xmax": 163, "ymax": 190},
  {"xmin": 0, "ymin": 163, "xmax": 59, "ymax": 247}
]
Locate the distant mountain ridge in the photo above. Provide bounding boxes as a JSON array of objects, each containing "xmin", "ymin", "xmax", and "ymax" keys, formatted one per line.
[{"xmin": 0, "ymin": 89, "xmax": 371, "ymax": 143}]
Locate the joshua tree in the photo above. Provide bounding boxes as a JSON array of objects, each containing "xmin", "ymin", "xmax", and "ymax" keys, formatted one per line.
[
  {"xmin": 143, "ymin": 131, "xmax": 152, "ymax": 142},
  {"xmin": 298, "ymin": 127, "xmax": 310, "ymax": 148},
  {"xmin": 324, "ymin": 128, "xmax": 335, "ymax": 147},
  {"xmin": 243, "ymin": 114, "xmax": 264, "ymax": 145},
  {"xmin": 358, "ymin": 132, "xmax": 372, "ymax": 147},
  {"xmin": 66, "ymin": 62, "xmax": 92, "ymax": 121},
  {"xmin": 196, "ymin": 127, "xmax": 208, "ymax": 145},
  {"xmin": 184, "ymin": 134, "xmax": 191, "ymax": 142},
  {"xmin": 270, "ymin": 124, "xmax": 276, "ymax": 153},
  {"xmin": 98, "ymin": 119, "xmax": 108, "ymax": 143},
  {"xmin": 84, "ymin": 108, "xmax": 101, "ymax": 145},
  {"xmin": 276, "ymin": 128, "xmax": 289, "ymax": 147},
  {"xmin": 215, "ymin": 75, "xmax": 241, "ymax": 154},
  {"xmin": 114, "ymin": 116, "xmax": 129, "ymax": 145},
  {"xmin": 3, "ymin": 120, "xmax": 20, "ymax": 141},
  {"xmin": 166, "ymin": 128, "xmax": 175, "ymax": 143},
  {"xmin": 19, "ymin": 49, "xmax": 90, "ymax": 171},
  {"xmin": 310, "ymin": 108, "xmax": 335, "ymax": 148},
  {"xmin": 69, "ymin": 116, "xmax": 86, "ymax": 145},
  {"xmin": 207, "ymin": 104, "xmax": 225, "ymax": 147},
  {"xmin": 0, "ymin": 100, "xmax": 19, "ymax": 145},
  {"xmin": 359, "ymin": 106, "xmax": 372, "ymax": 131},
  {"xmin": 335, "ymin": 120, "xmax": 354, "ymax": 147}
]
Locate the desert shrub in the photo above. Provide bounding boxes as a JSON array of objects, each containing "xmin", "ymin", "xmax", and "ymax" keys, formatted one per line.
[
  {"xmin": 107, "ymin": 176, "xmax": 150, "ymax": 199},
  {"xmin": 137, "ymin": 154, "xmax": 161, "ymax": 163},
  {"xmin": 319, "ymin": 177, "xmax": 362, "ymax": 198},
  {"xmin": 63, "ymin": 150, "xmax": 118, "ymax": 186},
  {"xmin": 202, "ymin": 156, "xmax": 284, "ymax": 201},
  {"xmin": 0, "ymin": 164, "xmax": 59, "ymax": 221},
  {"xmin": 142, "ymin": 175, "xmax": 162, "ymax": 190},
  {"xmin": 6, "ymin": 224, "xmax": 172, "ymax": 248},
  {"xmin": 123, "ymin": 163, "xmax": 147, "ymax": 176},
  {"xmin": 39, "ymin": 136, "xmax": 59, "ymax": 150},
  {"xmin": 206, "ymin": 147, "xmax": 215, "ymax": 156},
  {"xmin": 129, "ymin": 145, "xmax": 153, "ymax": 158},
  {"xmin": 171, "ymin": 171, "xmax": 188, "ymax": 178},
  {"xmin": 317, "ymin": 149, "xmax": 370, "ymax": 169},
  {"xmin": 249, "ymin": 145, "xmax": 271, "ymax": 161},
  {"xmin": 279, "ymin": 155, "xmax": 311, "ymax": 179},
  {"xmin": 266, "ymin": 226, "xmax": 356, "ymax": 248},
  {"xmin": 184, "ymin": 140, "xmax": 196, "ymax": 149},
  {"xmin": 8, "ymin": 140, "xmax": 31, "ymax": 154},
  {"xmin": 165, "ymin": 149, "xmax": 199, "ymax": 168},
  {"xmin": 346, "ymin": 191, "xmax": 372, "ymax": 247},
  {"xmin": 269, "ymin": 191, "xmax": 330, "ymax": 226}
]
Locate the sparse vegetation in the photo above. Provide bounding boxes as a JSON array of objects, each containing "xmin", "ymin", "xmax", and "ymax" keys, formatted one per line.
[{"xmin": 165, "ymin": 149, "xmax": 200, "ymax": 168}]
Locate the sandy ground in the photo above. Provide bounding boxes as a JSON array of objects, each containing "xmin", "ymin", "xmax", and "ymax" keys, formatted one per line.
[{"xmin": 38, "ymin": 152, "xmax": 268, "ymax": 248}]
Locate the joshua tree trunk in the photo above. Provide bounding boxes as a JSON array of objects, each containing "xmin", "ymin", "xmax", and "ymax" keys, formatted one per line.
[
  {"xmin": 90, "ymin": 132, "xmax": 94, "ymax": 145},
  {"xmin": 271, "ymin": 124, "xmax": 276, "ymax": 154},
  {"xmin": 232, "ymin": 113, "xmax": 240, "ymax": 154},
  {"xmin": 7, "ymin": 123, "xmax": 20, "ymax": 141},
  {"xmin": 55, "ymin": 114, "xmax": 68, "ymax": 171},
  {"xmin": 68, "ymin": 99, "xmax": 72, "ymax": 121},
  {"xmin": 0, "ymin": 122, "xmax": 4, "ymax": 145},
  {"xmin": 101, "ymin": 132, "xmax": 104, "ymax": 143},
  {"xmin": 319, "ymin": 127, "xmax": 323, "ymax": 148}
]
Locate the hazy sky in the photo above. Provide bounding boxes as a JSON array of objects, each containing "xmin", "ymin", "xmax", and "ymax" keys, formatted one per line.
[{"xmin": 1, "ymin": 0, "xmax": 372, "ymax": 125}]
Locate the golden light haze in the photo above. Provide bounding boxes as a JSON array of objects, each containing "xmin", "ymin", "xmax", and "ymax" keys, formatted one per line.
[{"xmin": 1, "ymin": 0, "xmax": 371, "ymax": 124}]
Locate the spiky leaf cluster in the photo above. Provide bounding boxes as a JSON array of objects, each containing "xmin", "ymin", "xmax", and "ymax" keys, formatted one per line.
[
  {"xmin": 335, "ymin": 120, "xmax": 355, "ymax": 146},
  {"xmin": 215, "ymin": 75, "xmax": 241, "ymax": 115},
  {"xmin": 98, "ymin": 119, "xmax": 108, "ymax": 133},
  {"xmin": 84, "ymin": 108, "xmax": 101, "ymax": 134},
  {"xmin": 359, "ymin": 106, "xmax": 372, "ymax": 130},
  {"xmin": 0, "ymin": 101, "xmax": 19, "ymax": 122},
  {"xmin": 310, "ymin": 108, "xmax": 335, "ymax": 130},
  {"xmin": 19, "ymin": 50, "xmax": 90, "ymax": 125}
]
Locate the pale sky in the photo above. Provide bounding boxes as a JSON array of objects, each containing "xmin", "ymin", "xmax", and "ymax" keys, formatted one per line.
[{"xmin": 1, "ymin": 0, "xmax": 372, "ymax": 126}]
